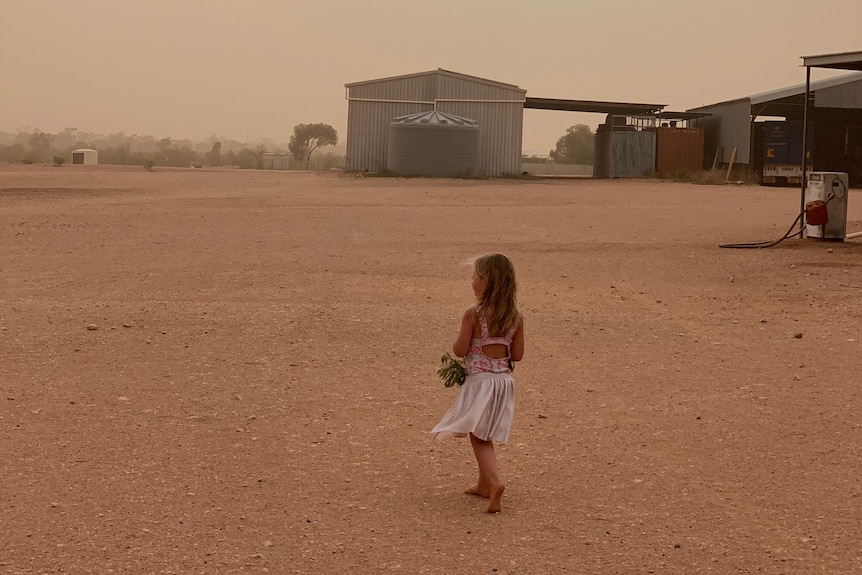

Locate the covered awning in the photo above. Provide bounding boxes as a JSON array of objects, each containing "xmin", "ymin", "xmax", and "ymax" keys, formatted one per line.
[
  {"xmin": 799, "ymin": 50, "xmax": 862, "ymax": 232},
  {"xmin": 525, "ymin": 97, "xmax": 664, "ymax": 116},
  {"xmin": 802, "ymin": 51, "xmax": 862, "ymax": 71}
]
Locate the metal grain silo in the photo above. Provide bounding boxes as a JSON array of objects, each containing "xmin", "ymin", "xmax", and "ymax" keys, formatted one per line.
[{"xmin": 386, "ymin": 111, "xmax": 479, "ymax": 177}]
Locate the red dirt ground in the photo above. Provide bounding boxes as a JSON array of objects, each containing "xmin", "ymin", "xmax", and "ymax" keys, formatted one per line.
[{"xmin": 1, "ymin": 164, "xmax": 860, "ymax": 574}]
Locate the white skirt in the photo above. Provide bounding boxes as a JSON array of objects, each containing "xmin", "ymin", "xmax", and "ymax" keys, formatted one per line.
[{"xmin": 430, "ymin": 371, "xmax": 516, "ymax": 443}]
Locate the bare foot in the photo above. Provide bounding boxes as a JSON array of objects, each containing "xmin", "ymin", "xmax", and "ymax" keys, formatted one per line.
[
  {"xmin": 465, "ymin": 485, "xmax": 490, "ymax": 498},
  {"xmin": 486, "ymin": 484, "xmax": 505, "ymax": 513}
]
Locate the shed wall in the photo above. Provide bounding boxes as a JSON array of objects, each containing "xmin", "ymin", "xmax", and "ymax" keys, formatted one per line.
[
  {"xmin": 346, "ymin": 72, "xmax": 525, "ymax": 176},
  {"xmin": 692, "ymin": 100, "xmax": 752, "ymax": 164},
  {"xmin": 815, "ymin": 78, "xmax": 862, "ymax": 108}
]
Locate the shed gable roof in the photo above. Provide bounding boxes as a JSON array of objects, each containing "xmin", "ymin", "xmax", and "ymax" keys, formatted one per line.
[{"xmin": 345, "ymin": 68, "xmax": 525, "ymax": 94}]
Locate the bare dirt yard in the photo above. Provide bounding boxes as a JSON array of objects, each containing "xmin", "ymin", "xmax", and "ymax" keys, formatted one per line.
[{"xmin": 1, "ymin": 164, "xmax": 860, "ymax": 574}]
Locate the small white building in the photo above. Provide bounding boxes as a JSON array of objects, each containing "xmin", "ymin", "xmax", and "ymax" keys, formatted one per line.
[{"xmin": 71, "ymin": 148, "xmax": 98, "ymax": 165}]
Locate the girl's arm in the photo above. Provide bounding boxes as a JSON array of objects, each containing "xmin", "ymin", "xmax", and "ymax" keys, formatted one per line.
[
  {"xmin": 452, "ymin": 307, "xmax": 476, "ymax": 358},
  {"xmin": 510, "ymin": 316, "xmax": 525, "ymax": 362}
]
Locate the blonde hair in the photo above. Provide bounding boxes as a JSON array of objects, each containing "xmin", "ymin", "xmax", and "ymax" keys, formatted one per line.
[{"xmin": 474, "ymin": 253, "xmax": 519, "ymax": 336}]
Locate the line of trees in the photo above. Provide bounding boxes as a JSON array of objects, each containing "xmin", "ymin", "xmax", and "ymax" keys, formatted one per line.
[
  {"xmin": 2, "ymin": 123, "xmax": 588, "ymax": 168},
  {"xmin": 0, "ymin": 125, "xmax": 342, "ymax": 170}
]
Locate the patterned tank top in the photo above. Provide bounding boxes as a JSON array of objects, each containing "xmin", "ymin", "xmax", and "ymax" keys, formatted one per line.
[{"xmin": 464, "ymin": 307, "xmax": 521, "ymax": 375}]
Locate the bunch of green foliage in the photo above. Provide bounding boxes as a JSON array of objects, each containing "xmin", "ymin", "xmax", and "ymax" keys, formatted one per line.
[{"xmin": 437, "ymin": 353, "xmax": 466, "ymax": 388}]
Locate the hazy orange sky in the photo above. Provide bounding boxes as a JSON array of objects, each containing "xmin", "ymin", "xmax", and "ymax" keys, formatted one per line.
[{"xmin": 2, "ymin": 0, "xmax": 859, "ymax": 154}]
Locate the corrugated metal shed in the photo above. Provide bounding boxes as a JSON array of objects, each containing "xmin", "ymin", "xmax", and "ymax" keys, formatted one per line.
[
  {"xmin": 688, "ymin": 72, "xmax": 862, "ymax": 165},
  {"xmin": 345, "ymin": 69, "xmax": 526, "ymax": 176}
]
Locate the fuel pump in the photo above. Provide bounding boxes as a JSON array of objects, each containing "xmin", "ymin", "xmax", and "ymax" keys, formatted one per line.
[{"xmin": 804, "ymin": 172, "xmax": 849, "ymax": 240}]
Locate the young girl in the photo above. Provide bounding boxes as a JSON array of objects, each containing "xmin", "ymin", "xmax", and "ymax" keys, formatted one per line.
[{"xmin": 431, "ymin": 253, "xmax": 525, "ymax": 513}]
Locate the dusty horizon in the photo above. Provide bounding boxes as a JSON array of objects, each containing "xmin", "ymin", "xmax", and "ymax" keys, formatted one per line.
[{"xmin": 2, "ymin": 2, "xmax": 859, "ymax": 154}]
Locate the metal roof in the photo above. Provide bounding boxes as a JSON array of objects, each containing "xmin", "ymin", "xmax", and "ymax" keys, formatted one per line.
[
  {"xmin": 802, "ymin": 50, "xmax": 862, "ymax": 71},
  {"xmin": 346, "ymin": 70, "xmax": 665, "ymax": 115},
  {"xmin": 525, "ymin": 97, "xmax": 665, "ymax": 115},
  {"xmin": 750, "ymin": 71, "xmax": 862, "ymax": 105},
  {"xmin": 656, "ymin": 110, "xmax": 710, "ymax": 120},
  {"xmin": 345, "ymin": 68, "xmax": 525, "ymax": 93},
  {"xmin": 390, "ymin": 110, "xmax": 478, "ymax": 127},
  {"xmin": 689, "ymin": 71, "xmax": 862, "ymax": 110}
]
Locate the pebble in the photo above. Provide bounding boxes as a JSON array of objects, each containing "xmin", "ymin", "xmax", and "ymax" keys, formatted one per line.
[
  {"xmin": 86, "ymin": 324, "xmax": 98, "ymax": 331},
  {"xmin": 794, "ymin": 332, "xmax": 803, "ymax": 339}
]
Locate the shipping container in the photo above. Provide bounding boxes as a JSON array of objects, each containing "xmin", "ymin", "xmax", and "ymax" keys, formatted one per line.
[
  {"xmin": 594, "ymin": 128, "xmax": 655, "ymax": 178},
  {"xmin": 655, "ymin": 127, "xmax": 704, "ymax": 176}
]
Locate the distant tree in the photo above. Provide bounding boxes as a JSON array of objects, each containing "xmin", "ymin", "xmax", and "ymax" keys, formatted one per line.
[
  {"xmin": 52, "ymin": 155, "xmax": 64, "ymax": 167},
  {"xmin": 52, "ymin": 127, "xmax": 80, "ymax": 150},
  {"xmin": 549, "ymin": 124, "xmax": 594, "ymax": 165},
  {"xmin": 28, "ymin": 131, "xmax": 54, "ymax": 162},
  {"xmin": 0, "ymin": 143, "xmax": 26, "ymax": 163},
  {"xmin": 288, "ymin": 123, "xmax": 338, "ymax": 168},
  {"xmin": 207, "ymin": 141, "xmax": 222, "ymax": 167},
  {"xmin": 100, "ymin": 142, "xmax": 131, "ymax": 164},
  {"xmin": 231, "ymin": 145, "xmax": 266, "ymax": 169}
]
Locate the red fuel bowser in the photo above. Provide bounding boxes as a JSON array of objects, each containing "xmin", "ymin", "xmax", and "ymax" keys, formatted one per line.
[{"xmin": 805, "ymin": 172, "xmax": 849, "ymax": 240}]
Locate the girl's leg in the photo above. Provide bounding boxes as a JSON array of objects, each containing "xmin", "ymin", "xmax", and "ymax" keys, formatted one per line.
[
  {"xmin": 465, "ymin": 431, "xmax": 490, "ymax": 497},
  {"xmin": 464, "ymin": 471, "xmax": 490, "ymax": 498},
  {"xmin": 469, "ymin": 433, "xmax": 505, "ymax": 513}
]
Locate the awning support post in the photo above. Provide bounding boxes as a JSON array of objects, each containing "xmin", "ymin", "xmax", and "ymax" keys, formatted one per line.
[{"xmin": 799, "ymin": 66, "xmax": 811, "ymax": 236}]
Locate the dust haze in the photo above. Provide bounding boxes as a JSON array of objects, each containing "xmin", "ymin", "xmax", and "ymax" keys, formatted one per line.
[{"xmin": 1, "ymin": 1, "xmax": 858, "ymax": 154}]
